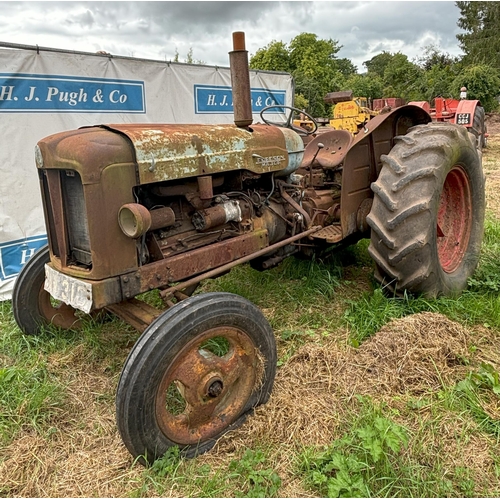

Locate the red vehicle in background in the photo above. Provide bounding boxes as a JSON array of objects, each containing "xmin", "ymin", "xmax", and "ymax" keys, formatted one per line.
[{"xmin": 410, "ymin": 91, "xmax": 488, "ymax": 149}]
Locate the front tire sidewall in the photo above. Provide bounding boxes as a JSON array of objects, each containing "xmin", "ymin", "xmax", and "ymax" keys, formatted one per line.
[{"xmin": 12, "ymin": 245, "xmax": 49, "ymax": 335}]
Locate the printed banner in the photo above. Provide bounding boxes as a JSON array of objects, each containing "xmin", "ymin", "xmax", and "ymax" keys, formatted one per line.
[
  {"xmin": 194, "ymin": 85, "xmax": 286, "ymax": 113},
  {"xmin": 0, "ymin": 235, "xmax": 48, "ymax": 281},
  {"xmin": 0, "ymin": 73, "xmax": 146, "ymax": 113}
]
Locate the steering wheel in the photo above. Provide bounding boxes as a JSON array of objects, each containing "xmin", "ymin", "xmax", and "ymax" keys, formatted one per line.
[{"xmin": 259, "ymin": 105, "xmax": 318, "ymax": 136}]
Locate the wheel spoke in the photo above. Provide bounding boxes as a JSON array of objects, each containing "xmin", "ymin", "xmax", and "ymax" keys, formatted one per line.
[
  {"xmin": 38, "ymin": 287, "xmax": 82, "ymax": 330},
  {"xmin": 217, "ymin": 344, "xmax": 253, "ymax": 388},
  {"xmin": 168, "ymin": 346, "xmax": 216, "ymax": 394}
]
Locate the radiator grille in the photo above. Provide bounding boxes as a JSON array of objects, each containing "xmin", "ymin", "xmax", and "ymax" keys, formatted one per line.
[{"xmin": 61, "ymin": 171, "xmax": 92, "ymax": 266}]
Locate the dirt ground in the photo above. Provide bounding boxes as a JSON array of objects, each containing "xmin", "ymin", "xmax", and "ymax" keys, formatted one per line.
[{"xmin": 486, "ymin": 112, "xmax": 500, "ymax": 135}]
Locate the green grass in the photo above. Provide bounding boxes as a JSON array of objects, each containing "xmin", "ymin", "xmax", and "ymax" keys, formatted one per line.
[
  {"xmin": 0, "ymin": 299, "xmax": 138, "ymax": 447},
  {"xmin": 136, "ymin": 446, "xmax": 281, "ymax": 498},
  {"xmin": 345, "ymin": 215, "xmax": 500, "ymax": 343},
  {"xmin": 1, "ymin": 215, "xmax": 500, "ymax": 496},
  {"xmin": 298, "ymin": 393, "xmax": 496, "ymax": 497}
]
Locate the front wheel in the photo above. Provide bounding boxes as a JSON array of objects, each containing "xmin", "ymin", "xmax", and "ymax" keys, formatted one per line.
[
  {"xmin": 116, "ymin": 292, "xmax": 277, "ymax": 465},
  {"xmin": 12, "ymin": 245, "xmax": 82, "ymax": 335},
  {"xmin": 367, "ymin": 122, "xmax": 485, "ymax": 297}
]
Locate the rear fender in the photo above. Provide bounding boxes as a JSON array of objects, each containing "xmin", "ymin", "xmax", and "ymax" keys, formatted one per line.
[
  {"xmin": 339, "ymin": 105, "xmax": 431, "ymax": 238},
  {"xmin": 454, "ymin": 100, "xmax": 481, "ymax": 128}
]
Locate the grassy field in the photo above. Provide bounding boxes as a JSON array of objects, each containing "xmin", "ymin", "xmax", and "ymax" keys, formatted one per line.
[{"xmin": 1, "ymin": 128, "xmax": 500, "ymax": 497}]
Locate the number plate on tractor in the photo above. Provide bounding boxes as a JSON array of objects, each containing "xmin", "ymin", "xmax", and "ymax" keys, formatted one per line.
[
  {"xmin": 44, "ymin": 264, "xmax": 93, "ymax": 314},
  {"xmin": 456, "ymin": 113, "xmax": 471, "ymax": 125}
]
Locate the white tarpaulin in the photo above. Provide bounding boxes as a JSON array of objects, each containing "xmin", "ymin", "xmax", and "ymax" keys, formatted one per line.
[{"xmin": 0, "ymin": 43, "xmax": 293, "ymax": 299}]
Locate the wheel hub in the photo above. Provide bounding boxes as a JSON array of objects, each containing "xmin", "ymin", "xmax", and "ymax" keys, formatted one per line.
[
  {"xmin": 207, "ymin": 379, "xmax": 224, "ymax": 398},
  {"xmin": 155, "ymin": 326, "xmax": 259, "ymax": 445}
]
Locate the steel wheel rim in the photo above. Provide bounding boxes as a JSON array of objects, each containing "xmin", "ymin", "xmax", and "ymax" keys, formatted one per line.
[
  {"xmin": 437, "ymin": 165, "xmax": 472, "ymax": 273},
  {"xmin": 155, "ymin": 326, "xmax": 259, "ymax": 445},
  {"xmin": 38, "ymin": 286, "xmax": 81, "ymax": 329}
]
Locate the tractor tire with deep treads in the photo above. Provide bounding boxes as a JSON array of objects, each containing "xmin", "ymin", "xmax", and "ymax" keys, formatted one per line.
[
  {"xmin": 116, "ymin": 292, "xmax": 277, "ymax": 465},
  {"xmin": 471, "ymin": 105, "xmax": 487, "ymax": 150},
  {"xmin": 367, "ymin": 122, "xmax": 485, "ymax": 298}
]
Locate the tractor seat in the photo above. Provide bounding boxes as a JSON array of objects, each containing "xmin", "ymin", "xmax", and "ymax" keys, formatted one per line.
[{"xmin": 301, "ymin": 129, "xmax": 353, "ymax": 169}]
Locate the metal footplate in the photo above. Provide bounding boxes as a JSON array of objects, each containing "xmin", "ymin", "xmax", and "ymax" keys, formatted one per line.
[{"xmin": 310, "ymin": 225, "xmax": 343, "ymax": 244}]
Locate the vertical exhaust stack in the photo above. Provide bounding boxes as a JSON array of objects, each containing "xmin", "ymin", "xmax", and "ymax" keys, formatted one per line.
[{"xmin": 229, "ymin": 31, "xmax": 253, "ymax": 128}]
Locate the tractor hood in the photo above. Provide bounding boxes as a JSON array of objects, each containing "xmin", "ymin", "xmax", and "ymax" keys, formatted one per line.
[{"xmin": 100, "ymin": 122, "xmax": 304, "ymax": 184}]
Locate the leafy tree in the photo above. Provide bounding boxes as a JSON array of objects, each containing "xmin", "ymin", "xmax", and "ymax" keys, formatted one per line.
[
  {"xmin": 450, "ymin": 64, "xmax": 500, "ymax": 111},
  {"xmin": 293, "ymin": 73, "xmax": 332, "ymax": 117},
  {"xmin": 173, "ymin": 47, "xmax": 204, "ymax": 65},
  {"xmin": 344, "ymin": 74, "xmax": 384, "ymax": 100},
  {"xmin": 363, "ymin": 52, "xmax": 394, "ymax": 78},
  {"xmin": 337, "ymin": 58, "xmax": 358, "ymax": 79},
  {"xmin": 289, "ymin": 33, "xmax": 343, "ymax": 116},
  {"xmin": 418, "ymin": 64, "xmax": 457, "ymax": 101},
  {"xmin": 294, "ymin": 93, "xmax": 309, "ymax": 111},
  {"xmin": 456, "ymin": 1, "xmax": 500, "ymax": 70},
  {"xmin": 382, "ymin": 53, "xmax": 423, "ymax": 101},
  {"xmin": 250, "ymin": 33, "xmax": 345, "ymax": 116},
  {"xmin": 249, "ymin": 40, "xmax": 291, "ymax": 72},
  {"xmin": 416, "ymin": 44, "xmax": 457, "ymax": 71}
]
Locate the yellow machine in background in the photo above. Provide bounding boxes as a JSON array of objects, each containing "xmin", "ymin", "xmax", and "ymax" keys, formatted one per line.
[
  {"xmin": 326, "ymin": 93, "xmax": 379, "ymax": 134},
  {"xmin": 292, "ymin": 92, "xmax": 404, "ymax": 137}
]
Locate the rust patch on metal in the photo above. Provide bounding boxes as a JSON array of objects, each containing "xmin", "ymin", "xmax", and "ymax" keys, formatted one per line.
[
  {"xmin": 106, "ymin": 298, "xmax": 162, "ymax": 333},
  {"xmin": 311, "ymin": 225, "xmax": 343, "ymax": 243},
  {"xmin": 302, "ymin": 129, "xmax": 352, "ymax": 169},
  {"xmin": 166, "ymin": 233, "xmax": 266, "ymax": 280},
  {"xmin": 340, "ymin": 105, "xmax": 432, "ymax": 239}
]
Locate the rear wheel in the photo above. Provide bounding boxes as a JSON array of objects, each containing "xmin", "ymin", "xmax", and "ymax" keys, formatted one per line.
[
  {"xmin": 116, "ymin": 292, "xmax": 277, "ymax": 465},
  {"xmin": 12, "ymin": 245, "xmax": 81, "ymax": 335},
  {"xmin": 367, "ymin": 122, "xmax": 485, "ymax": 297},
  {"xmin": 471, "ymin": 105, "xmax": 487, "ymax": 150}
]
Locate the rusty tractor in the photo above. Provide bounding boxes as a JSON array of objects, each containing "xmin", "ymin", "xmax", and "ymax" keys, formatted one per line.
[
  {"xmin": 410, "ymin": 96, "xmax": 488, "ymax": 150},
  {"xmin": 12, "ymin": 32, "xmax": 486, "ymax": 464}
]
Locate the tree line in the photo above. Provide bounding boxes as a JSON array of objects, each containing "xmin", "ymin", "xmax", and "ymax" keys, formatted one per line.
[{"xmin": 249, "ymin": 1, "xmax": 500, "ymax": 116}]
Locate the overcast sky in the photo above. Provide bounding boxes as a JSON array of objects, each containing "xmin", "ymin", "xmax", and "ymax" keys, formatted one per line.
[{"xmin": 0, "ymin": 1, "xmax": 464, "ymax": 72}]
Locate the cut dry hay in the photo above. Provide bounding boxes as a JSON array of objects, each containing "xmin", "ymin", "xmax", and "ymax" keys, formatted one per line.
[
  {"xmin": 349, "ymin": 312, "xmax": 472, "ymax": 395},
  {"xmin": 205, "ymin": 312, "xmax": 499, "ymax": 497},
  {"xmin": 0, "ymin": 349, "xmax": 143, "ymax": 498},
  {"xmin": 220, "ymin": 313, "xmax": 475, "ymax": 449}
]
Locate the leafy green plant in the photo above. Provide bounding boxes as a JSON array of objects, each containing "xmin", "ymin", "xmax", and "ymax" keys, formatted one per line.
[
  {"xmin": 470, "ymin": 363, "xmax": 500, "ymax": 395},
  {"xmin": 300, "ymin": 398, "xmax": 409, "ymax": 497},
  {"xmin": 453, "ymin": 364, "xmax": 500, "ymax": 436},
  {"xmin": 228, "ymin": 449, "xmax": 281, "ymax": 498}
]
